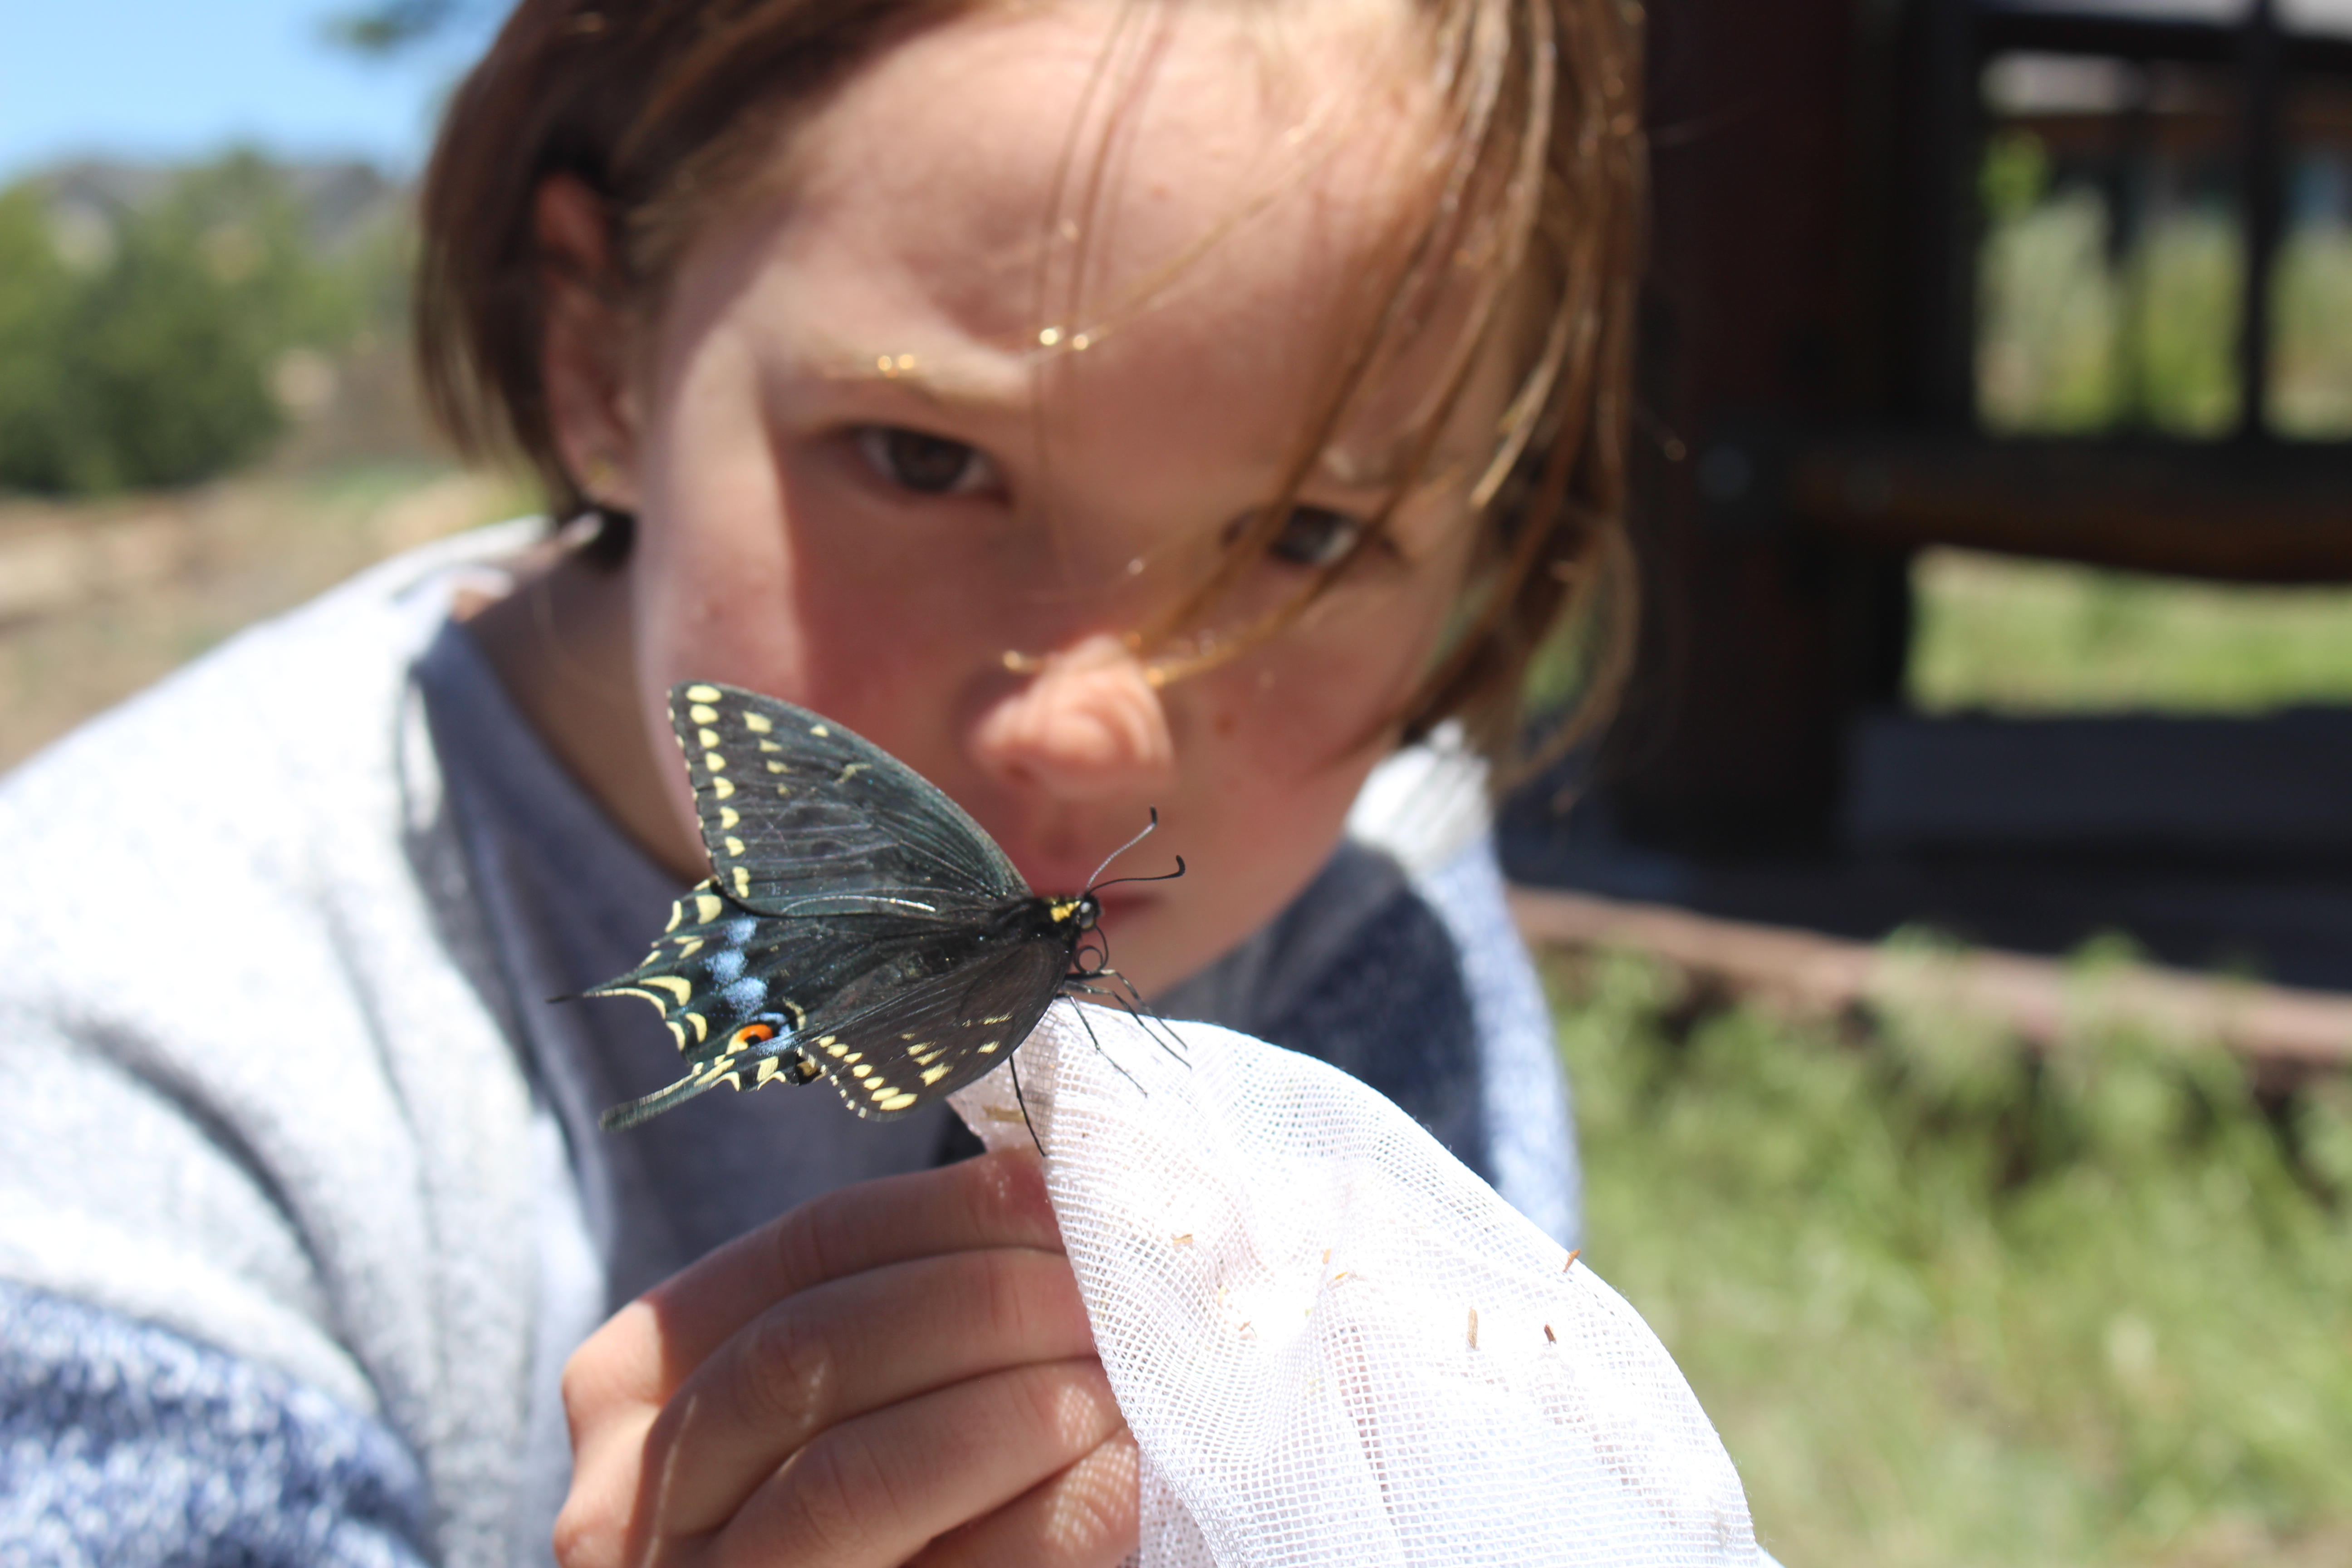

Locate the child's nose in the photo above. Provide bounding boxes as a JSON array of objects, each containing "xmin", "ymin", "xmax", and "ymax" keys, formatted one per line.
[{"xmin": 970, "ymin": 633, "xmax": 1176, "ymax": 800}]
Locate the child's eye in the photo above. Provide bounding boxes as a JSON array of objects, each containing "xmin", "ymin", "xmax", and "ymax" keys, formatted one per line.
[
  {"xmin": 1227, "ymin": 505, "xmax": 1368, "ymax": 568},
  {"xmin": 853, "ymin": 426, "xmax": 1001, "ymax": 496}
]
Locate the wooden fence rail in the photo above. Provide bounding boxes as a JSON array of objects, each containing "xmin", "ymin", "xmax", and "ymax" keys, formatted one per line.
[{"xmin": 1508, "ymin": 887, "xmax": 2352, "ymax": 1089}]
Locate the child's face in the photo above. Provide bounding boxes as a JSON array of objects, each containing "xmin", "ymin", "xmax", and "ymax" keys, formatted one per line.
[{"xmin": 586, "ymin": 0, "xmax": 1510, "ymax": 992}]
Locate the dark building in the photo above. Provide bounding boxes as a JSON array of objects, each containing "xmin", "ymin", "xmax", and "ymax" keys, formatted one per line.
[{"xmin": 1505, "ymin": 0, "xmax": 2352, "ymax": 991}]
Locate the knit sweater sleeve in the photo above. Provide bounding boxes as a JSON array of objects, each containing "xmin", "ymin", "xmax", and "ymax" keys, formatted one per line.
[
  {"xmin": 0, "ymin": 1281, "xmax": 433, "ymax": 1565},
  {"xmin": 0, "ymin": 530, "xmax": 549, "ymax": 1568},
  {"xmin": 1251, "ymin": 833, "xmax": 1581, "ymax": 1249}
]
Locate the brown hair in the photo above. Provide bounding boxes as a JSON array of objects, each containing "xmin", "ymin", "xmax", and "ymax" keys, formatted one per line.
[{"xmin": 415, "ymin": 0, "xmax": 1643, "ymax": 771}]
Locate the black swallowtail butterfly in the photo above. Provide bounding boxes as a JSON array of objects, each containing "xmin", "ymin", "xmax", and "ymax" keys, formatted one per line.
[{"xmin": 590, "ymin": 681, "xmax": 1176, "ymax": 1131}]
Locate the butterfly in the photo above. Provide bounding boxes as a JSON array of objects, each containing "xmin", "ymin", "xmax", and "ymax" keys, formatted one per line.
[{"xmin": 589, "ymin": 681, "xmax": 1178, "ymax": 1131}]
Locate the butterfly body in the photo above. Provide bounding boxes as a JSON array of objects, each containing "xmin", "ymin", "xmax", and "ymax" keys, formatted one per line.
[{"xmin": 589, "ymin": 682, "xmax": 1105, "ymax": 1130}]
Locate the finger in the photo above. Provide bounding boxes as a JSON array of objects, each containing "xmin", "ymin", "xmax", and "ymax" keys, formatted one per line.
[
  {"xmin": 906, "ymin": 1429, "xmax": 1141, "ymax": 1568},
  {"xmin": 714, "ymin": 1357, "xmax": 1125, "ymax": 1568},
  {"xmin": 641, "ymin": 1246, "xmax": 1096, "ymax": 1534},
  {"xmin": 554, "ymin": 1418, "xmax": 660, "ymax": 1568},
  {"xmin": 567, "ymin": 1149, "xmax": 1058, "ymax": 1421}
]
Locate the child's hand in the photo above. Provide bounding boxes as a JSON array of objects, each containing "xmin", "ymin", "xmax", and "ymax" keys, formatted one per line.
[{"xmin": 555, "ymin": 1148, "xmax": 1139, "ymax": 1568}]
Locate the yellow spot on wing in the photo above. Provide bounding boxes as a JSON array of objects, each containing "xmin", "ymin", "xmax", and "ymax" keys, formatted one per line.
[
  {"xmin": 642, "ymin": 975, "xmax": 694, "ymax": 1004},
  {"xmin": 725, "ymin": 836, "xmax": 746, "ymax": 857},
  {"xmin": 698, "ymin": 727, "xmax": 720, "ymax": 748},
  {"xmin": 744, "ymin": 712, "xmax": 774, "ymax": 734},
  {"xmin": 732, "ymin": 867, "xmax": 752, "ymax": 898},
  {"xmin": 759, "ymin": 740, "xmax": 783, "ymax": 754},
  {"xmin": 810, "ymin": 724, "xmax": 829, "ymax": 736},
  {"xmin": 850, "ymin": 1063, "xmax": 870, "ymax": 1078},
  {"xmin": 877, "ymin": 1091, "xmax": 919, "ymax": 1112},
  {"xmin": 920, "ymin": 1064, "xmax": 950, "ymax": 1085},
  {"xmin": 665, "ymin": 1020, "xmax": 686, "ymax": 1047},
  {"xmin": 673, "ymin": 938, "xmax": 703, "ymax": 958},
  {"xmin": 979, "ymin": 1040, "xmax": 1000, "ymax": 1053},
  {"xmin": 719, "ymin": 807, "xmax": 739, "ymax": 829},
  {"xmin": 704, "ymin": 751, "xmax": 727, "ymax": 771},
  {"xmin": 713, "ymin": 777, "xmax": 736, "ymax": 799},
  {"xmin": 664, "ymin": 902, "xmax": 685, "ymax": 933},
  {"xmin": 684, "ymin": 1011, "xmax": 708, "ymax": 1042},
  {"xmin": 696, "ymin": 893, "xmax": 723, "ymax": 924},
  {"xmin": 687, "ymin": 704, "xmax": 718, "ymax": 724},
  {"xmin": 839, "ymin": 763, "xmax": 867, "ymax": 782},
  {"xmin": 685, "ymin": 684, "xmax": 722, "ymax": 702}
]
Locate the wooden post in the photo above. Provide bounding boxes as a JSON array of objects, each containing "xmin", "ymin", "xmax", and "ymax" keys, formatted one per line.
[{"xmin": 1596, "ymin": 0, "xmax": 1913, "ymax": 855}]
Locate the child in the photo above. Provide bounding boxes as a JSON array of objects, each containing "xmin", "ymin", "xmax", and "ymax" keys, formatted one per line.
[{"xmin": 0, "ymin": 0, "xmax": 1638, "ymax": 1562}]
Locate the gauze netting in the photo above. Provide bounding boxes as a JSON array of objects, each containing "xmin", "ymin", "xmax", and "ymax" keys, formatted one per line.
[{"xmin": 951, "ymin": 1004, "xmax": 1761, "ymax": 1568}]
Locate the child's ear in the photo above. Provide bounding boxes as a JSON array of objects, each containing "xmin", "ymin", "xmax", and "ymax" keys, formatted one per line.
[{"xmin": 535, "ymin": 173, "xmax": 641, "ymax": 510}]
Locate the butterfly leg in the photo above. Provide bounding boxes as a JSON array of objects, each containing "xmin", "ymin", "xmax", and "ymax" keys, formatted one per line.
[
  {"xmin": 1059, "ymin": 995, "xmax": 1152, "ymax": 1101},
  {"xmin": 1108, "ymin": 989, "xmax": 1189, "ymax": 1068},
  {"xmin": 1066, "ymin": 966, "xmax": 1189, "ymax": 1066},
  {"xmin": 1005, "ymin": 1047, "xmax": 1048, "ymax": 1159}
]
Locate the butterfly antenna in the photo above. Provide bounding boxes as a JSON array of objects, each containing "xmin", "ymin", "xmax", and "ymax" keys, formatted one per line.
[
  {"xmin": 1088, "ymin": 856, "xmax": 1186, "ymax": 895},
  {"xmin": 1084, "ymin": 808, "xmax": 1186, "ymax": 891}
]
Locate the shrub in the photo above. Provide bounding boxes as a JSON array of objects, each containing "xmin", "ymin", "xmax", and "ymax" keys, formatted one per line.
[{"xmin": 0, "ymin": 152, "xmax": 392, "ymax": 496}]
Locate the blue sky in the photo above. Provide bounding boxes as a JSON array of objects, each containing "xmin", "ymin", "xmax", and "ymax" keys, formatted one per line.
[{"xmin": 0, "ymin": 0, "xmax": 504, "ymax": 184}]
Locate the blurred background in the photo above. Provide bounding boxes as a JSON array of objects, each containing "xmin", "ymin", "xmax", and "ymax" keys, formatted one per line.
[
  {"xmin": 1, "ymin": 1, "xmax": 2347, "ymax": 1565},
  {"xmin": 0, "ymin": 0, "xmax": 511, "ymax": 766}
]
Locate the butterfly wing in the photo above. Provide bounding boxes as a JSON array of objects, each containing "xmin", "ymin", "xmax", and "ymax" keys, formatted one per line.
[
  {"xmin": 798, "ymin": 934, "xmax": 1072, "ymax": 1119},
  {"xmin": 670, "ymin": 682, "xmax": 1029, "ymax": 914},
  {"xmin": 591, "ymin": 880, "xmax": 1071, "ymax": 1127}
]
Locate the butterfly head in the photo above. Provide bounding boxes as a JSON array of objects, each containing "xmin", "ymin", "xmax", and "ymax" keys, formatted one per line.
[{"xmin": 1046, "ymin": 894, "xmax": 1100, "ymax": 933}]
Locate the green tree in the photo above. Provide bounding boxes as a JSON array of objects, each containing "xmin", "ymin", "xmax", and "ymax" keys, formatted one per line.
[
  {"xmin": 0, "ymin": 185, "xmax": 85, "ymax": 490},
  {"xmin": 0, "ymin": 151, "xmax": 388, "ymax": 496}
]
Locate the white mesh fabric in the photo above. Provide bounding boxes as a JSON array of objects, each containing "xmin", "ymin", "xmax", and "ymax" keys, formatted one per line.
[{"xmin": 951, "ymin": 1005, "xmax": 1759, "ymax": 1568}]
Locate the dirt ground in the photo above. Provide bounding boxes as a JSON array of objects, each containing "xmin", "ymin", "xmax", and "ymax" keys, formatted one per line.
[{"xmin": 0, "ymin": 466, "xmax": 526, "ymax": 772}]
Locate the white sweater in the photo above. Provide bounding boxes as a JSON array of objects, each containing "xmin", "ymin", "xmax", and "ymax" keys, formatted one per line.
[{"xmin": 0, "ymin": 526, "xmax": 1573, "ymax": 1564}]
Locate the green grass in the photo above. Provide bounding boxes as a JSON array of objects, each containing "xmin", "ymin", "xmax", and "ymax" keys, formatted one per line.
[
  {"xmin": 1910, "ymin": 548, "xmax": 2352, "ymax": 715},
  {"xmin": 1553, "ymin": 951, "xmax": 2352, "ymax": 1568}
]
